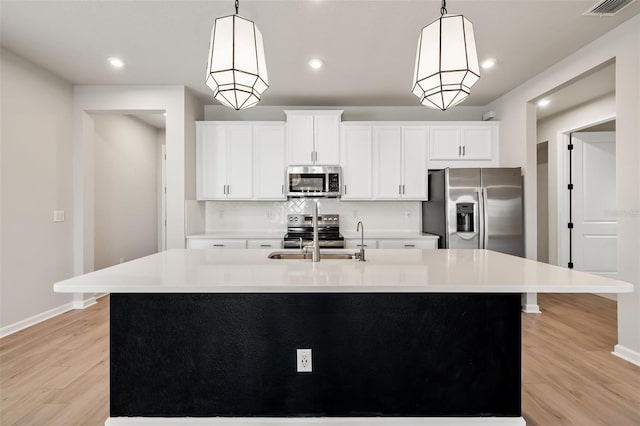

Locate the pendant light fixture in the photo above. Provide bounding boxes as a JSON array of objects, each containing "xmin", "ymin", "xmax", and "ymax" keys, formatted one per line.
[
  {"xmin": 206, "ymin": 0, "xmax": 269, "ymax": 110},
  {"xmin": 412, "ymin": 0, "xmax": 480, "ymax": 111}
]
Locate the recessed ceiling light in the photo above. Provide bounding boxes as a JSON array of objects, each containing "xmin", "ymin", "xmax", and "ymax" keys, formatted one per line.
[
  {"xmin": 309, "ymin": 58, "xmax": 323, "ymax": 70},
  {"xmin": 108, "ymin": 57, "xmax": 125, "ymax": 69},
  {"xmin": 537, "ymin": 99, "xmax": 551, "ymax": 107},
  {"xmin": 481, "ymin": 58, "xmax": 496, "ymax": 69}
]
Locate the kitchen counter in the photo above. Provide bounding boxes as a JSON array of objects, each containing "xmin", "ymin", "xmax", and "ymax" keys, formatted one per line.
[
  {"xmin": 54, "ymin": 248, "xmax": 632, "ymax": 294},
  {"xmin": 56, "ymin": 249, "xmax": 632, "ymax": 426},
  {"xmin": 186, "ymin": 231, "xmax": 285, "ymax": 239},
  {"xmin": 341, "ymin": 230, "xmax": 439, "ymax": 239}
]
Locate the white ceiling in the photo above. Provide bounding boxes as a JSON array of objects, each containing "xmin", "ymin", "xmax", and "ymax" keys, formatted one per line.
[{"xmin": 1, "ymin": 0, "xmax": 637, "ymax": 108}]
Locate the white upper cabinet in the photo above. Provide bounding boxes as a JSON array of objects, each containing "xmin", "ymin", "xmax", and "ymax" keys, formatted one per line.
[
  {"xmin": 429, "ymin": 123, "xmax": 498, "ymax": 164},
  {"xmin": 373, "ymin": 125, "xmax": 428, "ymax": 200},
  {"xmin": 225, "ymin": 126, "xmax": 253, "ymax": 199},
  {"xmin": 196, "ymin": 122, "xmax": 253, "ymax": 200},
  {"xmin": 340, "ymin": 124, "xmax": 373, "ymax": 199},
  {"xmin": 254, "ymin": 124, "xmax": 286, "ymax": 200},
  {"xmin": 197, "ymin": 122, "xmax": 286, "ymax": 201},
  {"xmin": 285, "ymin": 110, "xmax": 342, "ymax": 165}
]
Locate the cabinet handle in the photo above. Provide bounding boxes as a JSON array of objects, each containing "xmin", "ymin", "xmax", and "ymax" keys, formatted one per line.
[
  {"xmin": 357, "ymin": 244, "xmax": 368, "ymax": 247},
  {"xmin": 458, "ymin": 146, "xmax": 461, "ymax": 156},
  {"xmin": 227, "ymin": 185, "xmax": 230, "ymax": 195},
  {"xmin": 402, "ymin": 184, "xmax": 405, "ymax": 194},
  {"xmin": 399, "ymin": 184, "xmax": 402, "ymax": 195},
  {"xmin": 404, "ymin": 244, "xmax": 416, "ymax": 248},
  {"xmin": 223, "ymin": 185, "xmax": 226, "ymax": 195},
  {"xmin": 344, "ymin": 185, "xmax": 347, "ymax": 195},
  {"xmin": 213, "ymin": 244, "xmax": 224, "ymax": 247},
  {"xmin": 462, "ymin": 145, "xmax": 466, "ymax": 156},
  {"xmin": 260, "ymin": 244, "xmax": 271, "ymax": 247},
  {"xmin": 281, "ymin": 184, "xmax": 284, "ymax": 195}
]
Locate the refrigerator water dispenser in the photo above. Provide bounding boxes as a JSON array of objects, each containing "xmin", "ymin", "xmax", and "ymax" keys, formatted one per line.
[{"xmin": 456, "ymin": 203, "xmax": 475, "ymax": 233}]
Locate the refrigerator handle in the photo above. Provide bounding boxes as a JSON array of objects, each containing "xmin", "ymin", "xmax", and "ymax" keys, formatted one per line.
[
  {"xmin": 482, "ymin": 187, "xmax": 489, "ymax": 249},
  {"xmin": 477, "ymin": 188, "xmax": 484, "ymax": 249}
]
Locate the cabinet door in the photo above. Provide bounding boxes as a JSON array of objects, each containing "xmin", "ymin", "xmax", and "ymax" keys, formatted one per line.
[
  {"xmin": 226, "ymin": 126, "xmax": 253, "ymax": 199},
  {"xmin": 314, "ymin": 114, "xmax": 340, "ymax": 164},
  {"xmin": 374, "ymin": 126, "xmax": 402, "ymax": 199},
  {"xmin": 341, "ymin": 125, "xmax": 373, "ymax": 199},
  {"xmin": 254, "ymin": 125, "xmax": 286, "ymax": 200},
  {"xmin": 287, "ymin": 114, "xmax": 315, "ymax": 164},
  {"xmin": 401, "ymin": 127, "xmax": 428, "ymax": 200},
  {"xmin": 429, "ymin": 127, "xmax": 461, "ymax": 160},
  {"xmin": 461, "ymin": 126, "xmax": 493, "ymax": 159},
  {"xmin": 197, "ymin": 124, "xmax": 227, "ymax": 200}
]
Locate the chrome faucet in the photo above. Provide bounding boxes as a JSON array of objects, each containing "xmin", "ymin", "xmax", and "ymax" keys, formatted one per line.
[
  {"xmin": 311, "ymin": 201, "xmax": 320, "ymax": 262},
  {"xmin": 356, "ymin": 221, "xmax": 366, "ymax": 262}
]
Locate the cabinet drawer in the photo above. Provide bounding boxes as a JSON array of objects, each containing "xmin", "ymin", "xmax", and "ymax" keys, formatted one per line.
[
  {"xmin": 187, "ymin": 239, "xmax": 247, "ymax": 249},
  {"xmin": 378, "ymin": 239, "xmax": 437, "ymax": 249},
  {"xmin": 345, "ymin": 239, "xmax": 378, "ymax": 249},
  {"xmin": 247, "ymin": 239, "xmax": 283, "ymax": 249}
]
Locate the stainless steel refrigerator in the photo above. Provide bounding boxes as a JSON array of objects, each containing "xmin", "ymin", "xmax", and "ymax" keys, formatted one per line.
[{"xmin": 422, "ymin": 168, "xmax": 524, "ymax": 257}]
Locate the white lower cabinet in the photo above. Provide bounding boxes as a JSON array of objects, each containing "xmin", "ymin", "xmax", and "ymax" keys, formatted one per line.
[
  {"xmin": 377, "ymin": 239, "xmax": 438, "ymax": 249},
  {"xmin": 247, "ymin": 239, "xmax": 283, "ymax": 249},
  {"xmin": 187, "ymin": 239, "xmax": 247, "ymax": 249}
]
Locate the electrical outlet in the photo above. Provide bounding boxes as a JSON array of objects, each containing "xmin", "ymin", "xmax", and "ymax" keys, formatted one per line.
[
  {"xmin": 296, "ymin": 348, "xmax": 312, "ymax": 373},
  {"xmin": 53, "ymin": 210, "xmax": 65, "ymax": 222}
]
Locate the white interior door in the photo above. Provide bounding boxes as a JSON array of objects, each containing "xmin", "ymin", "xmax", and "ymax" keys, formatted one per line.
[{"xmin": 572, "ymin": 131, "xmax": 616, "ymax": 278}]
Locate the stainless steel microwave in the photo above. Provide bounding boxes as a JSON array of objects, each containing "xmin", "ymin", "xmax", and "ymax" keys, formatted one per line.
[{"xmin": 286, "ymin": 165, "xmax": 341, "ymax": 198}]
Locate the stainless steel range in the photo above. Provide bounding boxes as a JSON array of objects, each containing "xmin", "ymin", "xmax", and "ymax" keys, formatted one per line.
[{"xmin": 284, "ymin": 214, "xmax": 345, "ymax": 249}]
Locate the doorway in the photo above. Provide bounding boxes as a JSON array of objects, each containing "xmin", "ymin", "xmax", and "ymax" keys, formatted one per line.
[{"xmin": 92, "ymin": 111, "xmax": 166, "ymax": 270}]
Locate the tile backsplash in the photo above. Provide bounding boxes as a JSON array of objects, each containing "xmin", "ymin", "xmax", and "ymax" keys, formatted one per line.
[{"xmin": 204, "ymin": 199, "xmax": 421, "ymax": 233}]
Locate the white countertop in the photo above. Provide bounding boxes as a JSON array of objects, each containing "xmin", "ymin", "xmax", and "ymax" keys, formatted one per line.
[
  {"xmin": 54, "ymin": 249, "xmax": 633, "ymax": 294},
  {"xmin": 187, "ymin": 231, "xmax": 439, "ymax": 239},
  {"xmin": 341, "ymin": 231, "xmax": 439, "ymax": 239}
]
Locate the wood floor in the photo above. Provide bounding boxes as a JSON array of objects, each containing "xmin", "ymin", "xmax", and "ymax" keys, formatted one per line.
[{"xmin": 1, "ymin": 293, "xmax": 639, "ymax": 425}]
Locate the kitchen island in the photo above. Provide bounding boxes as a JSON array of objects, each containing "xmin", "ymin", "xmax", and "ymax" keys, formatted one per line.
[{"xmin": 54, "ymin": 249, "xmax": 634, "ymax": 426}]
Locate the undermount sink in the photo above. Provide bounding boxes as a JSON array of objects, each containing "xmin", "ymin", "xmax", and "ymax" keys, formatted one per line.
[{"xmin": 268, "ymin": 251, "xmax": 358, "ymax": 260}]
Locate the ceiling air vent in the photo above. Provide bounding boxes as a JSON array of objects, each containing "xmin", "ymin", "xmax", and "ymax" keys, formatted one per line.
[{"xmin": 584, "ymin": 0, "xmax": 636, "ymax": 16}]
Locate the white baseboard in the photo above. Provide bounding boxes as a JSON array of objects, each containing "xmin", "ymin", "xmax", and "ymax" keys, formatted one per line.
[
  {"xmin": 0, "ymin": 294, "xmax": 102, "ymax": 339},
  {"xmin": 0, "ymin": 301, "xmax": 74, "ymax": 338},
  {"xmin": 522, "ymin": 304, "xmax": 541, "ymax": 314},
  {"xmin": 106, "ymin": 417, "xmax": 526, "ymax": 426},
  {"xmin": 613, "ymin": 344, "xmax": 640, "ymax": 367}
]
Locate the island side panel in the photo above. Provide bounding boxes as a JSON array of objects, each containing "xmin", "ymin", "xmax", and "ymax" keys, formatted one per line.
[{"xmin": 110, "ymin": 293, "xmax": 521, "ymax": 417}]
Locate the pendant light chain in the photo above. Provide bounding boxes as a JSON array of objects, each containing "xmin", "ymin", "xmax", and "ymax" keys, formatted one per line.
[
  {"xmin": 235, "ymin": 0, "xmax": 239, "ymax": 15},
  {"xmin": 440, "ymin": 0, "xmax": 447, "ymax": 16}
]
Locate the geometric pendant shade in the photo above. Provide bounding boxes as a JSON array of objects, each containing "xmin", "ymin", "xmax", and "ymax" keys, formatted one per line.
[
  {"xmin": 206, "ymin": 5, "xmax": 269, "ymax": 110},
  {"xmin": 412, "ymin": 6, "xmax": 480, "ymax": 111}
]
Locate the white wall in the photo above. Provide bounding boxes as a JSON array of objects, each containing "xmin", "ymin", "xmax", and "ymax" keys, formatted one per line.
[
  {"xmin": 0, "ymin": 48, "xmax": 75, "ymax": 334},
  {"xmin": 205, "ymin": 199, "xmax": 421, "ymax": 233},
  {"xmin": 204, "ymin": 105, "xmax": 486, "ymax": 122},
  {"xmin": 487, "ymin": 15, "xmax": 640, "ymax": 363},
  {"xmin": 93, "ymin": 114, "xmax": 159, "ymax": 270},
  {"xmin": 536, "ymin": 142, "xmax": 549, "ymax": 264},
  {"xmin": 537, "ymin": 93, "xmax": 616, "ymax": 266}
]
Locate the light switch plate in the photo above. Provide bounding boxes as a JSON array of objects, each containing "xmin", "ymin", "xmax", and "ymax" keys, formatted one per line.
[
  {"xmin": 53, "ymin": 210, "xmax": 65, "ymax": 222},
  {"xmin": 296, "ymin": 348, "xmax": 312, "ymax": 373}
]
